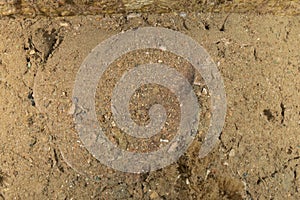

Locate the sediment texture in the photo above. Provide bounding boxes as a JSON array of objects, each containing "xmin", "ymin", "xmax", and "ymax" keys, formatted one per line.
[{"xmin": 0, "ymin": 0, "xmax": 299, "ymax": 17}]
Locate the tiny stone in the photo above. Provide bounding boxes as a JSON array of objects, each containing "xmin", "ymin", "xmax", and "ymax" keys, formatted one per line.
[
  {"xmin": 68, "ymin": 103, "xmax": 76, "ymax": 115},
  {"xmin": 229, "ymin": 149, "xmax": 235, "ymax": 157},
  {"xmin": 61, "ymin": 11, "xmax": 71, "ymax": 16},
  {"xmin": 29, "ymin": 50, "xmax": 36, "ymax": 55},
  {"xmin": 186, "ymin": 178, "xmax": 190, "ymax": 185},
  {"xmin": 205, "ymin": 169, "xmax": 211, "ymax": 180},
  {"xmin": 201, "ymin": 88, "xmax": 208, "ymax": 95},
  {"xmin": 159, "ymin": 46, "xmax": 167, "ymax": 51},
  {"xmin": 160, "ymin": 139, "xmax": 169, "ymax": 143},
  {"xmin": 27, "ymin": 62, "xmax": 31, "ymax": 69},
  {"xmin": 126, "ymin": 13, "xmax": 141, "ymax": 19},
  {"xmin": 179, "ymin": 12, "xmax": 187, "ymax": 18},
  {"xmin": 74, "ymin": 24, "xmax": 81, "ymax": 31},
  {"xmin": 150, "ymin": 191, "xmax": 159, "ymax": 199},
  {"xmin": 193, "ymin": 71, "xmax": 203, "ymax": 86},
  {"xmin": 60, "ymin": 22, "xmax": 70, "ymax": 27}
]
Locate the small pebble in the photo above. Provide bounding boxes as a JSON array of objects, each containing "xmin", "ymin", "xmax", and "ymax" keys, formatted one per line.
[
  {"xmin": 27, "ymin": 62, "xmax": 31, "ymax": 69},
  {"xmin": 160, "ymin": 139, "xmax": 169, "ymax": 143},
  {"xmin": 150, "ymin": 191, "xmax": 159, "ymax": 199},
  {"xmin": 201, "ymin": 88, "xmax": 208, "ymax": 95},
  {"xmin": 159, "ymin": 46, "xmax": 167, "ymax": 51},
  {"xmin": 68, "ymin": 103, "xmax": 76, "ymax": 115},
  {"xmin": 29, "ymin": 50, "xmax": 36, "ymax": 55},
  {"xmin": 229, "ymin": 149, "xmax": 235, "ymax": 157},
  {"xmin": 60, "ymin": 22, "xmax": 70, "ymax": 27},
  {"xmin": 179, "ymin": 12, "xmax": 187, "ymax": 18},
  {"xmin": 126, "ymin": 13, "xmax": 141, "ymax": 19},
  {"xmin": 205, "ymin": 169, "xmax": 211, "ymax": 180},
  {"xmin": 186, "ymin": 178, "xmax": 190, "ymax": 185}
]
